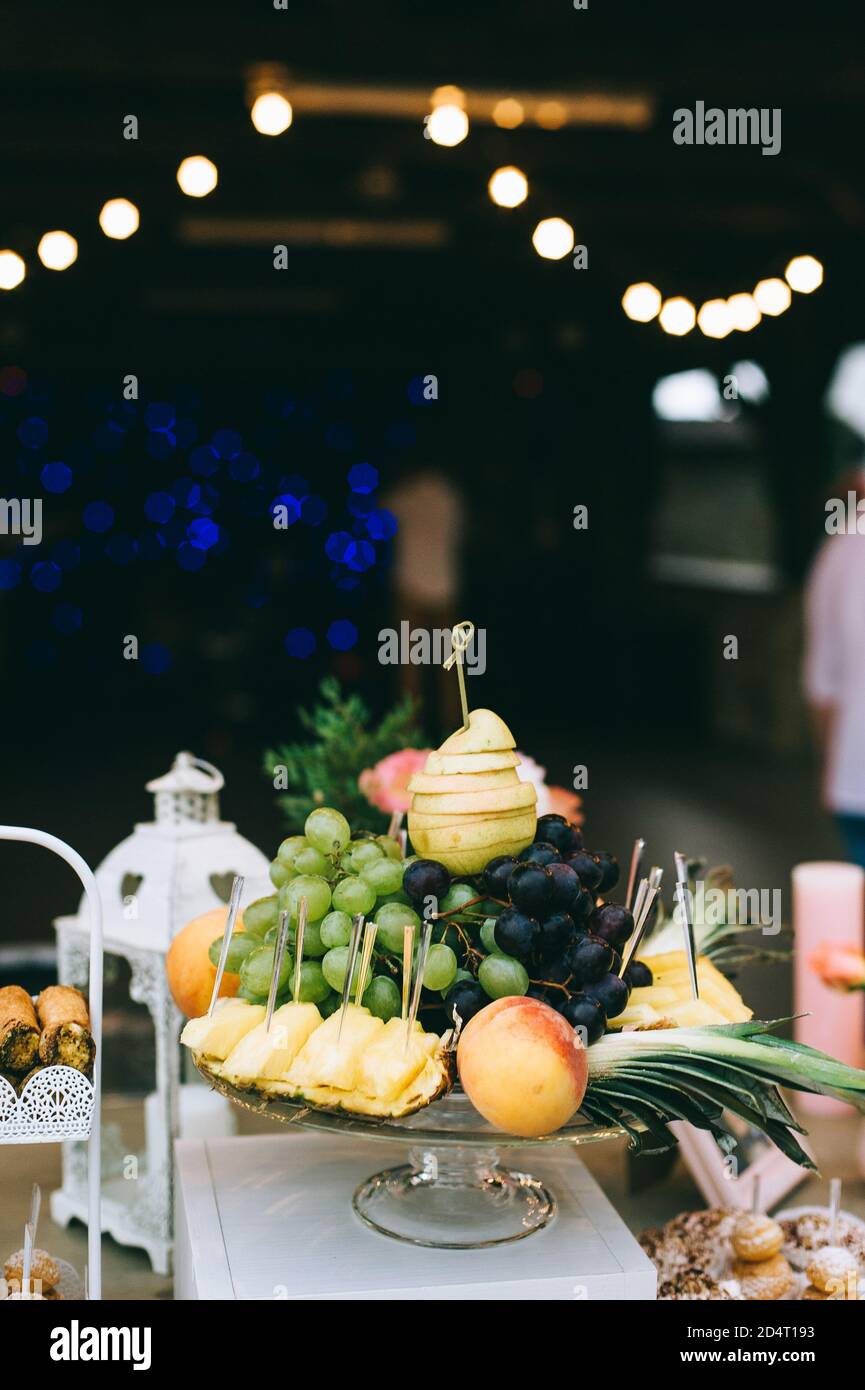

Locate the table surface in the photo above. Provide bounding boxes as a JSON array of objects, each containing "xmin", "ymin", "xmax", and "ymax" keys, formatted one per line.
[{"xmin": 174, "ymin": 1132, "xmax": 658, "ymax": 1300}]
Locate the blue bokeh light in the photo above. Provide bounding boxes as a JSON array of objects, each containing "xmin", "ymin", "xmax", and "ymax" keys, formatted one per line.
[
  {"xmin": 348, "ymin": 462, "xmax": 378, "ymax": 494},
  {"xmin": 0, "ymin": 560, "xmax": 22, "ymax": 590},
  {"xmin": 171, "ymin": 478, "xmax": 201, "ymax": 509},
  {"xmin": 344, "ymin": 538, "xmax": 376, "ymax": 572},
  {"xmin": 30, "ymin": 561, "xmax": 62, "ymax": 592},
  {"xmin": 284, "ymin": 627, "xmax": 316, "ymax": 659},
  {"xmin": 269, "ymin": 494, "xmax": 301, "ymax": 526},
  {"xmin": 176, "ymin": 542, "xmax": 207, "ymax": 572},
  {"xmin": 17, "ymin": 417, "xmax": 48, "ymax": 449},
  {"xmin": 83, "ymin": 500, "xmax": 115, "ymax": 533},
  {"xmin": 144, "ymin": 491, "xmax": 176, "ymax": 524},
  {"xmin": 325, "ymin": 530, "xmax": 353, "ymax": 562},
  {"xmin": 144, "ymin": 402, "xmax": 176, "ymax": 431},
  {"xmin": 190, "ymin": 445, "xmax": 219, "ymax": 477},
  {"xmin": 327, "ymin": 620, "xmax": 358, "ymax": 651},
  {"xmin": 365, "ymin": 508, "xmax": 398, "ymax": 541},
  {"xmin": 229, "ymin": 452, "xmax": 260, "ymax": 482},
  {"xmin": 141, "ymin": 642, "xmax": 171, "ymax": 674},
  {"xmin": 212, "ymin": 428, "xmax": 242, "ymax": 459},
  {"xmin": 52, "ymin": 603, "xmax": 83, "ymax": 634},
  {"xmin": 300, "ymin": 495, "xmax": 328, "ymax": 526},
  {"xmin": 40, "ymin": 462, "xmax": 73, "ymax": 493},
  {"xmin": 146, "ymin": 431, "xmax": 176, "ymax": 461},
  {"xmin": 187, "ymin": 518, "xmax": 219, "ymax": 550}
]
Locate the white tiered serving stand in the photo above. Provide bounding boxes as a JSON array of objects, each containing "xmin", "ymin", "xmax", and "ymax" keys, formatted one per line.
[{"xmin": 0, "ymin": 827, "xmax": 102, "ymax": 1300}]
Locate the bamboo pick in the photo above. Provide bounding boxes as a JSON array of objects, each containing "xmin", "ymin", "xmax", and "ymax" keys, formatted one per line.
[
  {"xmin": 443, "ymin": 619, "xmax": 475, "ymax": 732},
  {"xmin": 266, "ymin": 909, "xmax": 292, "ymax": 1031},
  {"xmin": 387, "ymin": 809, "xmax": 404, "ymax": 840},
  {"xmin": 208, "ymin": 874, "xmax": 245, "ymax": 1016},
  {"xmin": 625, "ymin": 839, "xmax": 645, "ymax": 910},
  {"xmin": 22, "ymin": 1222, "xmax": 33, "ymax": 1300},
  {"xmin": 337, "ymin": 913, "xmax": 365, "ymax": 1042},
  {"xmin": 354, "ymin": 920, "xmax": 378, "ymax": 1005}
]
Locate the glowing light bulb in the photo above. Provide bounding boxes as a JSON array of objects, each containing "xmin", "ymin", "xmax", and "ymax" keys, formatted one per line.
[
  {"xmin": 658, "ymin": 297, "xmax": 696, "ymax": 336},
  {"xmin": 488, "ymin": 166, "xmax": 528, "ymax": 208},
  {"xmin": 251, "ymin": 92, "xmax": 293, "ymax": 135},
  {"xmin": 785, "ymin": 254, "xmax": 823, "ymax": 294},
  {"xmin": 492, "ymin": 98, "xmax": 524, "ymax": 129},
  {"xmin": 425, "ymin": 104, "xmax": 469, "ymax": 147},
  {"xmin": 753, "ymin": 277, "xmax": 792, "ymax": 316},
  {"xmin": 727, "ymin": 292, "xmax": 762, "ymax": 331},
  {"xmin": 177, "ymin": 155, "xmax": 218, "ymax": 197},
  {"xmin": 37, "ymin": 230, "xmax": 78, "ymax": 271},
  {"xmin": 531, "ymin": 217, "xmax": 574, "ymax": 261},
  {"xmin": 697, "ymin": 298, "xmax": 733, "ymax": 338},
  {"xmin": 0, "ymin": 250, "xmax": 26, "ymax": 290},
  {"xmin": 622, "ymin": 282, "xmax": 662, "ymax": 323},
  {"xmin": 99, "ymin": 198, "xmax": 139, "ymax": 239}
]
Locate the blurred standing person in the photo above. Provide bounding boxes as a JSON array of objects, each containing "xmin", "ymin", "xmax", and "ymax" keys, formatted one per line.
[
  {"xmin": 803, "ymin": 471, "xmax": 865, "ymax": 868},
  {"xmin": 383, "ymin": 463, "xmax": 464, "ymax": 729}
]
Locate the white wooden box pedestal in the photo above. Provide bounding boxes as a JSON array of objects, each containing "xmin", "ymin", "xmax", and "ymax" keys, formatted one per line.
[{"xmin": 174, "ymin": 1133, "xmax": 657, "ymax": 1301}]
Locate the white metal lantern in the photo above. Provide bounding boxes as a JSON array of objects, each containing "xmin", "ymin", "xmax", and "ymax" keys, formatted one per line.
[{"xmin": 51, "ymin": 752, "xmax": 271, "ymax": 1274}]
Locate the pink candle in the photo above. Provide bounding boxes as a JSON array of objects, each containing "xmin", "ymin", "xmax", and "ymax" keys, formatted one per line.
[{"xmin": 793, "ymin": 861, "xmax": 865, "ymax": 1114}]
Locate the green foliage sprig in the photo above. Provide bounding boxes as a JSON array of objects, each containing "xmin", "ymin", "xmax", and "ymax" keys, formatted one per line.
[{"xmin": 263, "ymin": 678, "xmax": 423, "ymax": 833}]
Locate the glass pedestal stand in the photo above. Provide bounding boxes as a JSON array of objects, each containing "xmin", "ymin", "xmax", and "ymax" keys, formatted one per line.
[
  {"xmin": 197, "ymin": 1068, "xmax": 623, "ymax": 1251},
  {"xmin": 353, "ymin": 1144, "xmax": 556, "ymax": 1247}
]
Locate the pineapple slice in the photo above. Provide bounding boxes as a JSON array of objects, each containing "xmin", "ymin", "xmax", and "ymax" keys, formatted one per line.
[
  {"xmin": 286, "ymin": 1004, "xmax": 384, "ymax": 1092},
  {"xmin": 181, "ymin": 999, "xmax": 265, "ymax": 1062},
  {"xmin": 666, "ymin": 999, "xmax": 732, "ymax": 1028},
  {"xmin": 220, "ymin": 1002, "xmax": 322, "ymax": 1085},
  {"xmin": 609, "ymin": 952, "xmax": 752, "ymax": 1029},
  {"xmin": 354, "ymin": 1017, "xmax": 440, "ymax": 1104}
]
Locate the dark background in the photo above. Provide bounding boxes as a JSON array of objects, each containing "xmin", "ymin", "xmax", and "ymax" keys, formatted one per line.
[{"xmin": 0, "ymin": 0, "xmax": 861, "ymax": 969}]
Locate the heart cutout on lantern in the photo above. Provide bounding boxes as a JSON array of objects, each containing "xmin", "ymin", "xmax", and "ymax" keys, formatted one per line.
[
  {"xmin": 210, "ymin": 873, "xmax": 238, "ymax": 903},
  {"xmin": 120, "ymin": 873, "xmax": 143, "ymax": 902}
]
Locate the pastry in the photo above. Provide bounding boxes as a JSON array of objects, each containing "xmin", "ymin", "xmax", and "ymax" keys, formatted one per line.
[
  {"xmin": 806, "ymin": 1246, "xmax": 859, "ymax": 1297},
  {"xmin": 802, "ymin": 1286, "xmax": 832, "ymax": 1301},
  {"xmin": 658, "ymin": 1266, "xmax": 739, "ymax": 1301},
  {"xmin": 36, "ymin": 986, "xmax": 95, "ymax": 1073},
  {"xmin": 732, "ymin": 1252, "xmax": 793, "ymax": 1300},
  {"xmin": 732, "ymin": 1213, "xmax": 784, "ymax": 1262},
  {"xmin": 0, "ymin": 986, "xmax": 40, "ymax": 1073},
  {"xmin": 4, "ymin": 1246, "xmax": 60, "ymax": 1291}
]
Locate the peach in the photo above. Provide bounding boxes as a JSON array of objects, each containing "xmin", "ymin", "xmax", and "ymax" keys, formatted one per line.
[
  {"xmin": 457, "ymin": 996, "xmax": 587, "ymax": 1137},
  {"xmin": 166, "ymin": 907, "xmax": 245, "ymax": 1018}
]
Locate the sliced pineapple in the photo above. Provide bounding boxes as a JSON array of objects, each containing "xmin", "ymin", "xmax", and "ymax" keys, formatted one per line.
[
  {"xmin": 181, "ymin": 998, "xmax": 265, "ymax": 1061},
  {"xmin": 354, "ymin": 1017, "xmax": 440, "ymax": 1104},
  {"xmin": 610, "ymin": 952, "xmax": 752, "ymax": 1029},
  {"xmin": 220, "ymin": 1002, "xmax": 322, "ymax": 1085},
  {"xmin": 286, "ymin": 1004, "xmax": 384, "ymax": 1091}
]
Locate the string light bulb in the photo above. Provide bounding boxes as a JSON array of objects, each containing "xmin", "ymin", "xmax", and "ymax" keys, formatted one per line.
[
  {"xmin": 98, "ymin": 198, "xmax": 140, "ymax": 239},
  {"xmin": 753, "ymin": 278, "xmax": 792, "ymax": 316},
  {"xmin": 177, "ymin": 155, "xmax": 218, "ymax": 197},
  {"xmin": 0, "ymin": 250, "xmax": 26, "ymax": 291},
  {"xmin": 492, "ymin": 98, "xmax": 524, "ymax": 129},
  {"xmin": 727, "ymin": 292, "xmax": 761, "ymax": 332},
  {"xmin": 785, "ymin": 255, "xmax": 823, "ymax": 294},
  {"xmin": 658, "ymin": 297, "xmax": 696, "ymax": 336},
  {"xmin": 622, "ymin": 282, "xmax": 662, "ymax": 323},
  {"xmin": 532, "ymin": 217, "xmax": 574, "ymax": 260},
  {"xmin": 37, "ymin": 230, "xmax": 78, "ymax": 271},
  {"xmin": 425, "ymin": 103, "xmax": 469, "ymax": 147},
  {"xmin": 251, "ymin": 92, "xmax": 293, "ymax": 136},
  {"xmin": 697, "ymin": 298, "xmax": 733, "ymax": 338},
  {"xmin": 488, "ymin": 166, "xmax": 528, "ymax": 208}
]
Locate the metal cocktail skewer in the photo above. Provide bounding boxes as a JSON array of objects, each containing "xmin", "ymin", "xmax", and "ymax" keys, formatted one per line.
[
  {"xmin": 619, "ymin": 882, "xmax": 661, "ymax": 978},
  {"xmin": 21, "ymin": 1221, "xmax": 34, "ymax": 1300},
  {"xmin": 266, "ymin": 908, "xmax": 292, "ymax": 1030},
  {"xmin": 674, "ymin": 851, "xmax": 700, "ymax": 1000},
  {"xmin": 208, "ymin": 874, "xmax": 245, "ymax": 1017},
  {"xmin": 625, "ymin": 839, "xmax": 646, "ymax": 911},
  {"xmin": 337, "ymin": 913, "xmax": 366, "ymax": 1042},
  {"xmin": 405, "ymin": 919, "xmax": 433, "ymax": 1051},
  {"xmin": 631, "ymin": 877, "xmax": 649, "ymax": 933},
  {"xmin": 401, "ymin": 923, "xmax": 415, "ymax": 1019},
  {"xmin": 354, "ymin": 920, "xmax": 378, "ymax": 1005},
  {"xmin": 292, "ymin": 896, "xmax": 308, "ymax": 1006}
]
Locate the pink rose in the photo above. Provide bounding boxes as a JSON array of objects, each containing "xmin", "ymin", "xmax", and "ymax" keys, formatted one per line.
[
  {"xmin": 359, "ymin": 748, "xmax": 431, "ymax": 814},
  {"xmin": 808, "ymin": 942, "xmax": 865, "ymax": 992}
]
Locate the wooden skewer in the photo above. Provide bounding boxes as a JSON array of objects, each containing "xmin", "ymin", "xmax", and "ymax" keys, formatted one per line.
[
  {"xmin": 354, "ymin": 920, "xmax": 378, "ymax": 1005},
  {"xmin": 442, "ymin": 620, "xmax": 475, "ymax": 732},
  {"xmin": 208, "ymin": 874, "xmax": 245, "ymax": 1016},
  {"xmin": 22, "ymin": 1221, "xmax": 33, "ymax": 1300},
  {"xmin": 829, "ymin": 1176, "xmax": 842, "ymax": 1243},
  {"xmin": 387, "ymin": 810, "xmax": 404, "ymax": 840},
  {"xmin": 337, "ymin": 914, "xmax": 365, "ymax": 1042}
]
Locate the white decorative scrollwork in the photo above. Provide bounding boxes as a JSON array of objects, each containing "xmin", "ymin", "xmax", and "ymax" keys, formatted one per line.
[{"xmin": 0, "ymin": 1066, "xmax": 95, "ymax": 1144}]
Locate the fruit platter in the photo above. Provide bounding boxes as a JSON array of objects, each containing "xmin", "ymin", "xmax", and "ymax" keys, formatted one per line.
[{"xmin": 178, "ymin": 656, "xmax": 865, "ymax": 1248}]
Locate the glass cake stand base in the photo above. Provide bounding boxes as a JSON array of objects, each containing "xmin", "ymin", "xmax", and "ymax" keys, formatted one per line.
[{"xmin": 352, "ymin": 1145, "xmax": 556, "ymax": 1248}]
